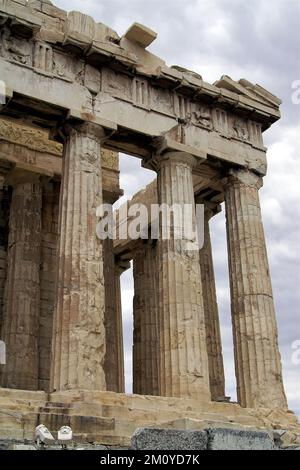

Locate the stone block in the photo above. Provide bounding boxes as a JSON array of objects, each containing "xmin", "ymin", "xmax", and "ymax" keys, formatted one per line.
[
  {"xmin": 273, "ymin": 429, "xmax": 300, "ymax": 448},
  {"xmin": 71, "ymin": 416, "xmax": 115, "ymax": 434},
  {"xmin": 124, "ymin": 23, "xmax": 157, "ymax": 48},
  {"xmin": 131, "ymin": 428, "xmax": 208, "ymax": 450},
  {"xmin": 64, "ymin": 11, "xmax": 95, "ymax": 48},
  {"xmin": 42, "ymin": 3, "xmax": 67, "ymax": 21},
  {"xmin": 12, "ymin": 444, "xmax": 37, "ymax": 450},
  {"xmin": 206, "ymin": 428, "xmax": 275, "ymax": 450},
  {"xmin": 0, "ymin": 439, "xmax": 32, "ymax": 450}
]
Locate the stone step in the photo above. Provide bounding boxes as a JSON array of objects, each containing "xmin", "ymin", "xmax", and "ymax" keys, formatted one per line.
[{"xmin": 37, "ymin": 399, "xmax": 255, "ymax": 428}]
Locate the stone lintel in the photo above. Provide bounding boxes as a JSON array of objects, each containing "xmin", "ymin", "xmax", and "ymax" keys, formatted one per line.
[{"xmin": 151, "ymin": 137, "xmax": 207, "ymax": 163}]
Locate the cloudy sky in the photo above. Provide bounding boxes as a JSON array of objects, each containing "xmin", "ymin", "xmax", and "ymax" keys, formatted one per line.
[{"xmin": 55, "ymin": 0, "xmax": 300, "ymax": 415}]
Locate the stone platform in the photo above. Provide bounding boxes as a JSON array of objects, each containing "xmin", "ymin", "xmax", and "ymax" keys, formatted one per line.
[{"xmin": 0, "ymin": 389, "xmax": 299, "ymax": 448}]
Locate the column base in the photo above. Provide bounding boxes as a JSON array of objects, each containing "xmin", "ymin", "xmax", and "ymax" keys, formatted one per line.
[{"xmin": 0, "ymin": 388, "xmax": 298, "ymax": 447}]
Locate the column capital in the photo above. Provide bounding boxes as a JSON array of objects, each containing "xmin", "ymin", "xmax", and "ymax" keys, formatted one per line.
[
  {"xmin": 222, "ymin": 169, "xmax": 263, "ymax": 190},
  {"xmin": 51, "ymin": 121, "xmax": 107, "ymax": 144},
  {"xmin": 152, "ymin": 151, "xmax": 197, "ymax": 171},
  {"xmin": 68, "ymin": 122, "xmax": 107, "ymax": 142}
]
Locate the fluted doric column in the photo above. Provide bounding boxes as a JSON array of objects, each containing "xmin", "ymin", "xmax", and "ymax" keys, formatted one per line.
[
  {"xmin": 155, "ymin": 152, "xmax": 210, "ymax": 400},
  {"xmin": 114, "ymin": 261, "xmax": 126, "ymax": 393},
  {"xmin": 198, "ymin": 200, "xmax": 225, "ymax": 400},
  {"xmin": 133, "ymin": 242, "xmax": 159, "ymax": 396},
  {"xmin": 50, "ymin": 123, "xmax": 107, "ymax": 392},
  {"xmin": 0, "ymin": 175, "xmax": 6, "ymax": 341},
  {"xmin": 1, "ymin": 170, "xmax": 42, "ymax": 390},
  {"xmin": 39, "ymin": 181, "xmax": 60, "ymax": 392},
  {"xmin": 103, "ymin": 238, "xmax": 125, "ymax": 393},
  {"xmin": 224, "ymin": 169, "xmax": 287, "ymax": 409}
]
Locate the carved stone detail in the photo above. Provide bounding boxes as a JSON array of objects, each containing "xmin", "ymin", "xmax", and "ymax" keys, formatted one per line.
[
  {"xmin": 132, "ymin": 77, "xmax": 149, "ymax": 109},
  {"xmin": 33, "ymin": 41, "xmax": 53, "ymax": 73},
  {"xmin": 102, "ymin": 68, "xmax": 133, "ymax": 102},
  {"xmin": 52, "ymin": 51, "xmax": 85, "ymax": 83},
  {"xmin": 151, "ymin": 87, "xmax": 174, "ymax": 117},
  {"xmin": 0, "ymin": 118, "xmax": 120, "ymax": 172},
  {"xmin": 193, "ymin": 105, "xmax": 212, "ymax": 129},
  {"xmin": 232, "ymin": 118, "xmax": 250, "ymax": 141},
  {"xmin": 212, "ymin": 108, "xmax": 229, "ymax": 136},
  {"xmin": 248, "ymin": 120, "xmax": 263, "ymax": 147},
  {"xmin": 101, "ymin": 149, "xmax": 119, "ymax": 171},
  {"xmin": 0, "ymin": 118, "xmax": 62, "ymax": 155},
  {"xmin": 0, "ymin": 28, "xmax": 32, "ymax": 66},
  {"xmin": 173, "ymin": 94, "xmax": 192, "ymax": 120}
]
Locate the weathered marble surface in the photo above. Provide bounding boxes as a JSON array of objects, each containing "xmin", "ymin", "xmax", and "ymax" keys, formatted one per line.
[
  {"xmin": 223, "ymin": 169, "xmax": 288, "ymax": 410},
  {"xmin": 0, "ymin": 0, "xmax": 295, "ymax": 447},
  {"xmin": 50, "ymin": 123, "xmax": 107, "ymax": 392}
]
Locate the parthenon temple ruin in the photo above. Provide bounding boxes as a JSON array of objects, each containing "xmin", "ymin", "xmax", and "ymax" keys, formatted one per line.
[{"xmin": 0, "ymin": 0, "xmax": 299, "ymax": 448}]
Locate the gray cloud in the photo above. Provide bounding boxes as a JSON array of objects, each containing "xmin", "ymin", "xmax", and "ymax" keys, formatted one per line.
[{"xmin": 55, "ymin": 0, "xmax": 300, "ymax": 416}]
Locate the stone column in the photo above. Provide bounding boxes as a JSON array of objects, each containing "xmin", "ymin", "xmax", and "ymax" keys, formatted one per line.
[
  {"xmin": 103, "ymin": 238, "xmax": 125, "ymax": 393},
  {"xmin": 1, "ymin": 170, "xmax": 42, "ymax": 390},
  {"xmin": 198, "ymin": 200, "xmax": 225, "ymax": 400},
  {"xmin": 39, "ymin": 181, "xmax": 60, "ymax": 392},
  {"xmin": 114, "ymin": 261, "xmax": 126, "ymax": 393},
  {"xmin": 50, "ymin": 123, "xmax": 107, "ymax": 392},
  {"xmin": 0, "ymin": 175, "xmax": 7, "ymax": 341},
  {"xmin": 133, "ymin": 242, "xmax": 159, "ymax": 396},
  {"xmin": 155, "ymin": 152, "xmax": 210, "ymax": 400},
  {"xmin": 223, "ymin": 169, "xmax": 287, "ymax": 409}
]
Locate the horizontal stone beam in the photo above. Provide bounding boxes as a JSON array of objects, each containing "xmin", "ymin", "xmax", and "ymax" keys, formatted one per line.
[
  {"xmin": 0, "ymin": 1, "xmax": 282, "ymax": 126},
  {"xmin": 113, "ymin": 167, "xmax": 223, "ymax": 256},
  {"xmin": 0, "ymin": 118, "xmax": 122, "ymax": 200},
  {"xmin": 0, "ymin": 69, "xmax": 268, "ymax": 173}
]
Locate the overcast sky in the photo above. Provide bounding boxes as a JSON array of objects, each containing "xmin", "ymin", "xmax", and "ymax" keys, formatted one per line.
[{"xmin": 55, "ymin": 0, "xmax": 300, "ymax": 416}]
